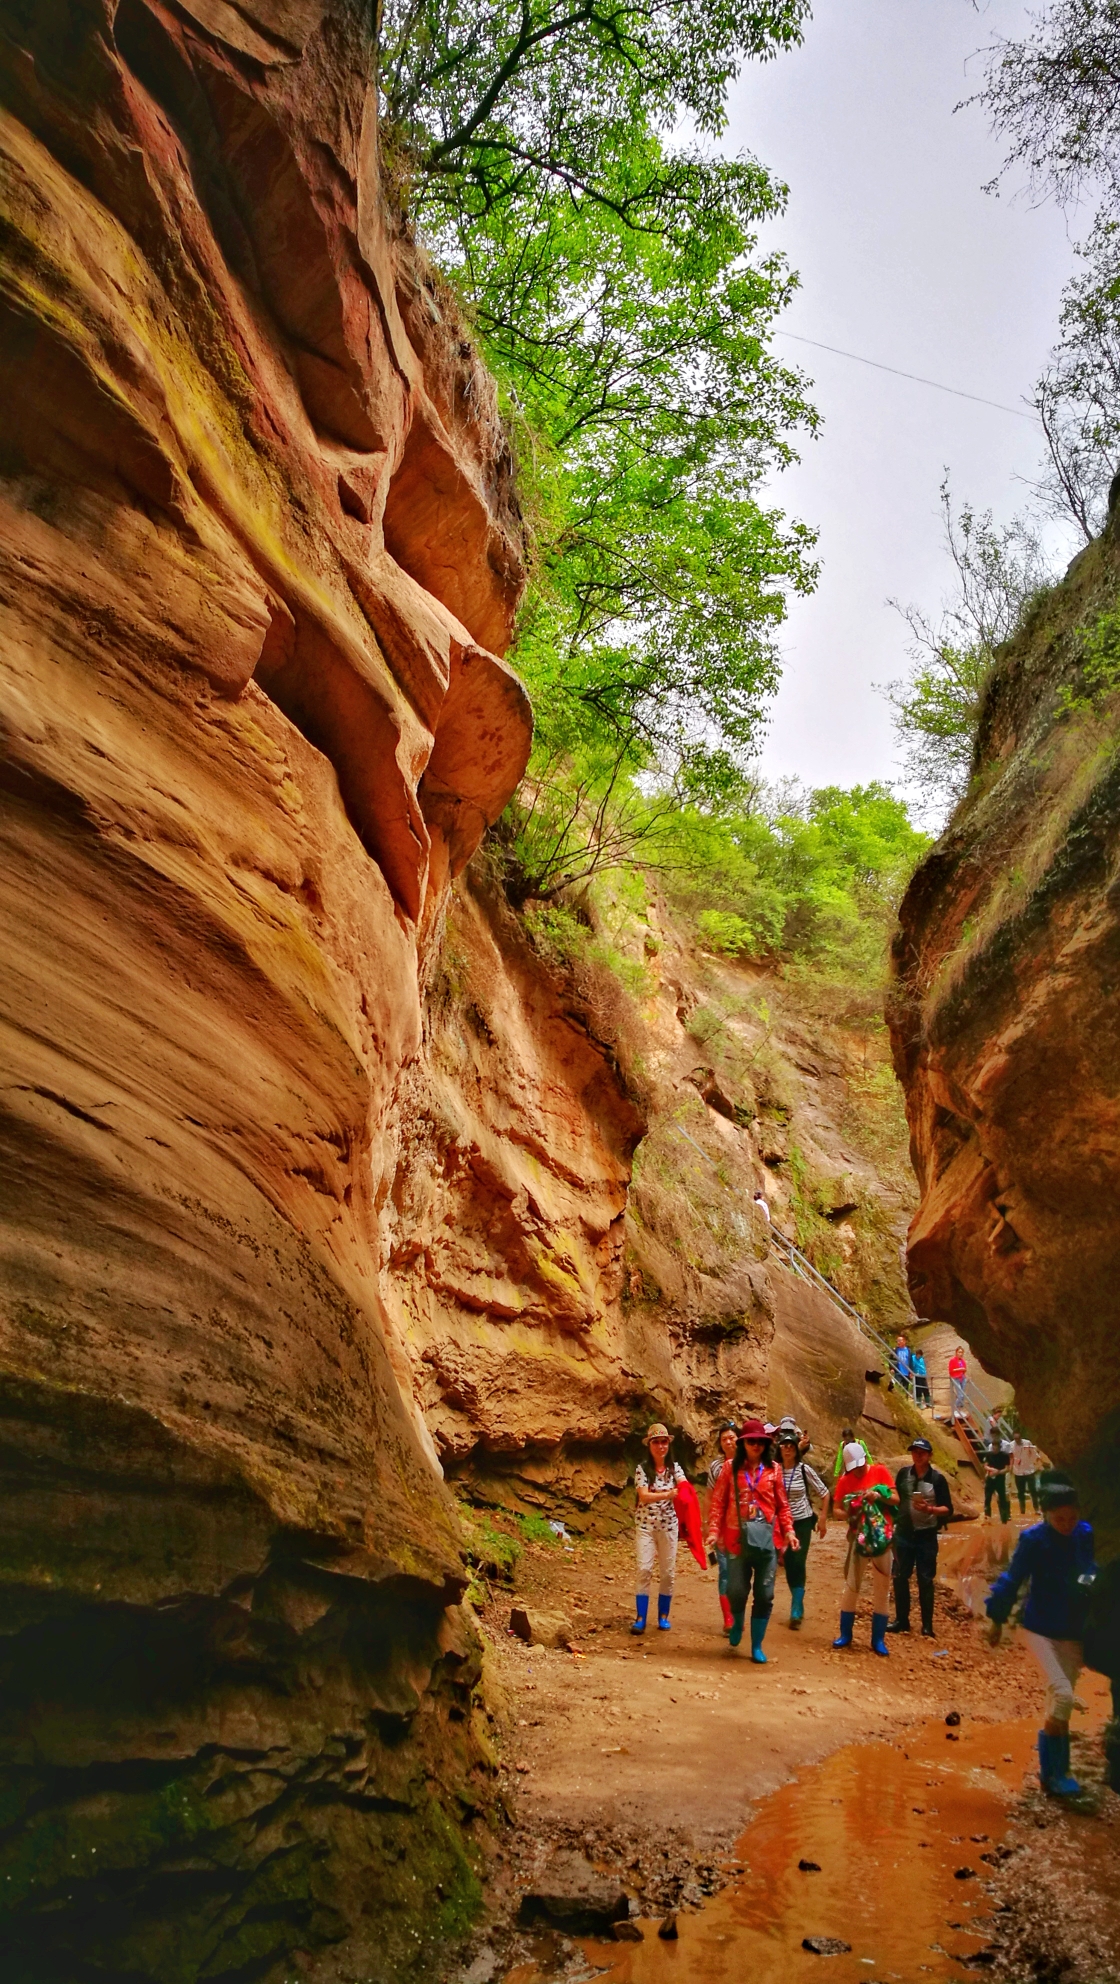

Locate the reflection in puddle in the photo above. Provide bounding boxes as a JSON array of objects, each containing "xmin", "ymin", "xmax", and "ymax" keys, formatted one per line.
[{"xmin": 507, "ymin": 1711, "xmax": 1041, "ymax": 1984}]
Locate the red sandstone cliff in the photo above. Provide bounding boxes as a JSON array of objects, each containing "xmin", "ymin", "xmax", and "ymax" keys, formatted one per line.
[
  {"xmin": 0, "ymin": 6, "xmax": 923, "ymax": 1975},
  {"xmin": 889, "ymin": 507, "xmax": 1120, "ymax": 1545},
  {"xmin": 0, "ymin": 2, "xmax": 528, "ymax": 1975}
]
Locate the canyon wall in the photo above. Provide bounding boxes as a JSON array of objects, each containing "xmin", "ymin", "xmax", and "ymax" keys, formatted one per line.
[
  {"xmin": 889, "ymin": 505, "xmax": 1120, "ymax": 1548},
  {"xmin": 0, "ymin": 1, "xmax": 530, "ymax": 1976},
  {"xmin": 0, "ymin": 5, "xmax": 920, "ymax": 1977}
]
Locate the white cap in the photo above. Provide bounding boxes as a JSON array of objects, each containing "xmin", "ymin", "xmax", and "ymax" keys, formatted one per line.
[{"xmin": 843, "ymin": 1441, "xmax": 866, "ymax": 1471}]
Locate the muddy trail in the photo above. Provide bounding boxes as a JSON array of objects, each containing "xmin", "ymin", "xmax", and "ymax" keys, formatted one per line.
[{"xmin": 453, "ymin": 1514, "xmax": 1120, "ymax": 1984}]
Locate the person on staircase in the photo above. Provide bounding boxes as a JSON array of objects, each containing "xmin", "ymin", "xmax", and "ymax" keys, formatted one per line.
[
  {"xmin": 888, "ymin": 1437, "xmax": 953, "ymax": 1638},
  {"xmin": 777, "ymin": 1430, "xmax": 828, "ymax": 1629},
  {"xmin": 983, "ymin": 1435, "xmax": 1012, "ymax": 1523},
  {"xmin": 986, "ymin": 1476, "xmax": 1096, "ymax": 1799},
  {"xmin": 1010, "ymin": 1432, "xmax": 1042, "ymax": 1516},
  {"xmin": 948, "ymin": 1345, "xmax": 967, "ymax": 1418},
  {"xmin": 911, "ymin": 1345, "xmax": 931, "ymax": 1409},
  {"xmin": 632, "ymin": 1424, "xmax": 686, "ymax": 1634},
  {"xmin": 706, "ymin": 1420, "xmax": 796, "ymax": 1660},
  {"xmin": 828, "ymin": 1441, "xmax": 899, "ymax": 1656},
  {"xmin": 707, "ymin": 1420, "xmax": 740, "ymax": 1634}
]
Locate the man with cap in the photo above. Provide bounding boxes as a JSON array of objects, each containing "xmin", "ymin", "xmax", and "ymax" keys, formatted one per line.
[
  {"xmin": 888, "ymin": 1438, "xmax": 953, "ymax": 1638},
  {"xmin": 986, "ymin": 1474, "xmax": 1097, "ymax": 1798}
]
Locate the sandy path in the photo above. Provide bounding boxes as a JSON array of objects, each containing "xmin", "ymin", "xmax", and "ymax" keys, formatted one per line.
[{"xmin": 465, "ymin": 1511, "xmax": 1050, "ymax": 1971}]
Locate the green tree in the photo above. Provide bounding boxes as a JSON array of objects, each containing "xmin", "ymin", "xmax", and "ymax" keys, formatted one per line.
[
  {"xmin": 882, "ymin": 480, "xmax": 1052, "ymax": 815},
  {"xmin": 378, "ymin": 0, "xmax": 819, "ymax": 890},
  {"xmin": 971, "ymin": 0, "xmax": 1120, "ymax": 539}
]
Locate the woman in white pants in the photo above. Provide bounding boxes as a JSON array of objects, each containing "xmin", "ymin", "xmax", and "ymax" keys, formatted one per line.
[{"xmin": 632, "ymin": 1423, "xmax": 686, "ymax": 1634}]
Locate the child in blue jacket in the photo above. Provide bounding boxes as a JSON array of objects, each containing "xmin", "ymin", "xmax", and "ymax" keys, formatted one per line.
[{"xmin": 986, "ymin": 1476, "xmax": 1095, "ymax": 1798}]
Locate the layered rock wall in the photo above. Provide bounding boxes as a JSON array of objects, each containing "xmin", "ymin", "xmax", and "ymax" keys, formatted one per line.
[
  {"xmin": 889, "ymin": 511, "xmax": 1120, "ymax": 1546},
  {"xmin": 0, "ymin": 2, "xmax": 529, "ymax": 1975}
]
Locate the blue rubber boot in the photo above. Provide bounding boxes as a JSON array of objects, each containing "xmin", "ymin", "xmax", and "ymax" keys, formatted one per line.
[
  {"xmin": 789, "ymin": 1588, "xmax": 805, "ymax": 1628},
  {"xmin": 728, "ymin": 1611, "xmax": 745, "ymax": 1648},
  {"xmin": 871, "ymin": 1612, "xmax": 890, "ymax": 1657},
  {"xmin": 631, "ymin": 1594, "xmax": 649, "ymax": 1635},
  {"xmin": 833, "ymin": 1609, "xmax": 855, "ymax": 1649},
  {"xmin": 657, "ymin": 1595, "xmax": 672, "ymax": 1631},
  {"xmin": 750, "ymin": 1615, "xmax": 769, "ymax": 1663},
  {"xmin": 1039, "ymin": 1729, "xmax": 1082, "ymax": 1797}
]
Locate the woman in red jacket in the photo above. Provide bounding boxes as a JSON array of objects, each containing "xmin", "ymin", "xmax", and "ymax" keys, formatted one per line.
[{"xmin": 706, "ymin": 1419, "xmax": 797, "ymax": 1660}]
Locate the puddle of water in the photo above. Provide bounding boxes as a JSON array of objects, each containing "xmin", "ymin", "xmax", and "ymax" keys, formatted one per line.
[
  {"xmin": 503, "ymin": 1706, "xmax": 1062, "ymax": 1984},
  {"xmin": 575, "ymin": 1711, "xmax": 1038, "ymax": 1982}
]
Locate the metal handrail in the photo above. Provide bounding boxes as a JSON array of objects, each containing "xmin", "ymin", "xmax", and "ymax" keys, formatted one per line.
[{"xmin": 669, "ymin": 1124, "xmax": 1016, "ymax": 1441}]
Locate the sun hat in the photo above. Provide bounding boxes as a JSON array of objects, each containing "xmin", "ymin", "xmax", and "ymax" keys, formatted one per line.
[
  {"xmin": 646, "ymin": 1423, "xmax": 670, "ymax": 1442},
  {"xmin": 842, "ymin": 1440, "xmax": 867, "ymax": 1471},
  {"xmin": 909, "ymin": 1436, "xmax": 933, "ymax": 1454},
  {"xmin": 740, "ymin": 1418, "xmax": 769, "ymax": 1439}
]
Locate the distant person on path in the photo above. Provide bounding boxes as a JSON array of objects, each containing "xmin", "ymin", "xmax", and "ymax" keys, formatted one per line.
[
  {"xmin": 911, "ymin": 1345, "xmax": 931, "ymax": 1409},
  {"xmin": 888, "ymin": 1437, "xmax": 953, "ymax": 1638},
  {"xmin": 948, "ymin": 1346, "xmax": 967, "ymax": 1418},
  {"xmin": 706, "ymin": 1419, "xmax": 796, "ymax": 1660},
  {"xmin": 983, "ymin": 1437, "xmax": 1012, "ymax": 1523},
  {"xmin": 777, "ymin": 1430, "xmax": 828, "ymax": 1629},
  {"xmin": 753, "ymin": 1191, "xmax": 771, "ymax": 1226},
  {"xmin": 1011, "ymin": 1433, "xmax": 1042, "ymax": 1515},
  {"xmin": 890, "ymin": 1335, "xmax": 912, "ymax": 1397},
  {"xmin": 707, "ymin": 1421, "xmax": 740, "ymax": 1634},
  {"xmin": 832, "ymin": 1426, "xmax": 870, "ymax": 1479},
  {"xmin": 986, "ymin": 1476, "xmax": 1096, "ymax": 1798},
  {"xmin": 829, "ymin": 1441, "xmax": 900, "ymax": 1657},
  {"xmin": 632, "ymin": 1424, "xmax": 686, "ymax": 1635}
]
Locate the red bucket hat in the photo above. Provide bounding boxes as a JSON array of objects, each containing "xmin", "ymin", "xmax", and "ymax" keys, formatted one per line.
[{"xmin": 740, "ymin": 1418, "xmax": 769, "ymax": 1439}]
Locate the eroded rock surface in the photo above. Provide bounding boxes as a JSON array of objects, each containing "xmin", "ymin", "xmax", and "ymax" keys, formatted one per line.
[
  {"xmin": 889, "ymin": 511, "xmax": 1120, "ymax": 1542},
  {"xmin": 0, "ymin": 1, "xmax": 529, "ymax": 1975}
]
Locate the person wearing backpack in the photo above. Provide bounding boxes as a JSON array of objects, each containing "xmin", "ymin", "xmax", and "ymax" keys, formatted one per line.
[
  {"xmin": 1083, "ymin": 1559, "xmax": 1120, "ymax": 1792},
  {"xmin": 986, "ymin": 1476, "xmax": 1096, "ymax": 1798},
  {"xmin": 706, "ymin": 1420, "xmax": 796, "ymax": 1661},
  {"xmin": 828, "ymin": 1441, "xmax": 900, "ymax": 1656}
]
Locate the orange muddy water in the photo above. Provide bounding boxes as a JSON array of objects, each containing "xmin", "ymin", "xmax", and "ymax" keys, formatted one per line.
[{"xmin": 507, "ymin": 1695, "xmax": 1108, "ymax": 1984}]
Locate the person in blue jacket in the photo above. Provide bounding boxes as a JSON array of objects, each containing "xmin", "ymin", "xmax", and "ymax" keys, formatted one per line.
[{"xmin": 986, "ymin": 1475, "xmax": 1096, "ymax": 1798}]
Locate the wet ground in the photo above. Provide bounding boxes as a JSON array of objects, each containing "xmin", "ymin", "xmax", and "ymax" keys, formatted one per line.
[{"xmin": 459, "ymin": 1510, "xmax": 1119, "ymax": 1984}]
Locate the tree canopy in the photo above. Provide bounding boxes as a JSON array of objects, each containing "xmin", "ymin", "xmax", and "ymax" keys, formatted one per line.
[
  {"xmin": 974, "ymin": 0, "xmax": 1120, "ymax": 539},
  {"xmin": 379, "ymin": 0, "xmax": 818, "ymax": 892}
]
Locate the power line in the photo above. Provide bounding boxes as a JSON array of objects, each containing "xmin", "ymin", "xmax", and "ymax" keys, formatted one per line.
[{"xmin": 774, "ymin": 330, "xmax": 1042, "ymax": 424}]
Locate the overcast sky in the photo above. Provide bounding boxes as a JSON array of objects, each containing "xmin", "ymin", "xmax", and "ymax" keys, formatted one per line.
[{"xmin": 726, "ymin": 0, "xmax": 1085, "ymax": 804}]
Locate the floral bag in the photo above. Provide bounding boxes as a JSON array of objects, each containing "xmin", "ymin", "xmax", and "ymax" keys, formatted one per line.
[{"xmin": 844, "ymin": 1483, "xmax": 894, "ymax": 1559}]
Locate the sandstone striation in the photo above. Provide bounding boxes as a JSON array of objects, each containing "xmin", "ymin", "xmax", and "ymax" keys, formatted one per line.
[
  {"xmin": 889, "ymin": 507, "xmax": 1120, "ymax": 1543},
  {"xmin": 0, "ymin": 1, "xmax": 529, "ymax": 1976},
  {"xmin": 384, "ymin": 868, "xmax": 903, "ymax": 1527}
]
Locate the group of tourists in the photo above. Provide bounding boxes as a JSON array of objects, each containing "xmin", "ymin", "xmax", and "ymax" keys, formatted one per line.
[
  {"xmin": 633, "ymin": 1416, "xmax": 953, "ymax": 1661},
  {"xmin": 631, "ymin": 1415, "xmax": 1118, "ymax": 1801}
]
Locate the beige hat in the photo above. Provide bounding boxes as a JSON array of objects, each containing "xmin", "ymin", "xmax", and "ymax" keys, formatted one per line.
[{"xmin": 646, "ymin": 1423, "xmax": 670, "ymax": 1441}]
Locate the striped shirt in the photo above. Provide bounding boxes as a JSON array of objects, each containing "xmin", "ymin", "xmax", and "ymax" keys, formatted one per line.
[{"xmin": 781, "ymin": 1459, "xmax": 827, "ymax": 1522}]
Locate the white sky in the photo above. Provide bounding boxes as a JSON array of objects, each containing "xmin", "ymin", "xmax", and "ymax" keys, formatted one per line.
[{"xmin": 726, "ymin": 0, "xmax": 1086, "ymax": 801}]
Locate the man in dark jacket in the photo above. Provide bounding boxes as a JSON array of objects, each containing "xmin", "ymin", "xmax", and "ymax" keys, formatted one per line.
[
  {"xmin": 887, "ymin": 1437, "xmax": 953, "ymax": 1638},
  {"xmin": 986, "ymin": 1476, "xmax": 1095, "ymax": 1797}
]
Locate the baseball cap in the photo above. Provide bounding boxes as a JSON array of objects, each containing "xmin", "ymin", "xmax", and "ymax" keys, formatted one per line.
[{"xmin": 909, "ymin": 1437, "xmax": 933, "ymax": 1454}]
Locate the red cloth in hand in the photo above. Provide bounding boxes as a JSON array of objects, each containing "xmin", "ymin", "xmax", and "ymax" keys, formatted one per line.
[{"xmin": 674, "ymin": 1479, "xmax": 706, "ymax": 1568}]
